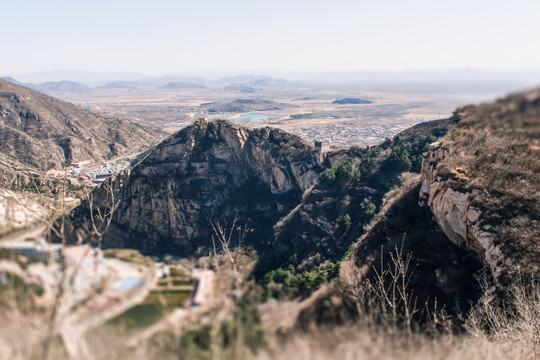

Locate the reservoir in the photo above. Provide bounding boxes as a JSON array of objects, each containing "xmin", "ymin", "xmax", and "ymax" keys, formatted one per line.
[{"xmin": 233, "ymin": 113, "xmax": 278, "ymax": 122}]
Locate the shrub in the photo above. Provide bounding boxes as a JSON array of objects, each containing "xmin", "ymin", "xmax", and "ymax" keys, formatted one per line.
[
  {"xmin": 262, "ymin": 261, "xmax": 342, "ymax": 299},
  {"xmin": 319, "ymin": 168, "xmax": 336, "ymax": 184},
  {"xmin": 335, "ymin": 159, "xmax": 355, "ymax": 181},
  {"xmin": 361, "ymin": 202, "xmax": 377, "ymax": 227},
  {"xmin": 341, "ymin": 214, "xmax": 352, "ymax": 232},
  {"xmin": 170, "ymin": 298, "xmax": 266, "ymax": 360},
  {"xmin": 319, "ymin": 159, "xmax": 361, "ymax": 186}
]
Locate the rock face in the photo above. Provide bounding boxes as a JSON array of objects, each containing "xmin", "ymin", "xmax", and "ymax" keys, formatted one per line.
[
  {"xmin": 419, "ymin": 88, "xmax": 540, "ymax": 283},
  {"xmin": 0, "ymin": 188, "xmax": 49, "ymax": 235},
  {"xmin": 420, "ymin": 143, "xmax": 508, "ymax": 282},
  {"xmin": 64, "ymin": 119, "xmax": 322, "ymax": 255},
  {"xmin": 0, "ymin": 78, "xmax": 166, "ymax": 171},
  {"xmin": 0, "ymin": 152, "xmax": 40, "ymax": 189}
]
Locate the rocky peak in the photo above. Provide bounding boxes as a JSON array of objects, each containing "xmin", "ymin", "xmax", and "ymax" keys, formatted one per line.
[{"xmin": 64, "ymin": 119, "xmax": 323, "ymax": 255}]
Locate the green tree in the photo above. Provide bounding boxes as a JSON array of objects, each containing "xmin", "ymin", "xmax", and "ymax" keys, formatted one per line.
[
  {"xmin": 341, "ymin": 214, "xmax": 352, "ymax": 232},
  {"xmin": 319, "ymin": 168, "xmax": 336, "ymax": 184},
  {"xmin": 361, "ymin": 202, "xmax": 377, "ymax": 226},
  {"xmin": 335, "ymin": 159, "xmax": 355, "ymax": 181}
]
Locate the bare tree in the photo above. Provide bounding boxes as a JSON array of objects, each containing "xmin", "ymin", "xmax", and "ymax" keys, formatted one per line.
[
  {"xmin": 41, "ymin": 167, "xmax": 69, "ymax": 360},
  {"xmin": 208, "ymin": 212, "xmax": 252, "ymax": 358},
  {"xmin": 208, "ymin": 211, "xmax": 250, "ymax": 287},
  {"xmin": 368, "ymin": 236, "xmax": 418, "ymax": 333},
  {"xmin": 41, "ymin": 175, "xmax": 120, "ymax": 360},
  {"xmin": 85, "ymin": 181, "xmax": 121, "ymax": 249}
]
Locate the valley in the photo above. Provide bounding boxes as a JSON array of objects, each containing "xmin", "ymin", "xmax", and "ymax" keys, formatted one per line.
[
  {"xmin": 2, "ymin": 0, "xmax": 539, "ymax": 357},
  {"xmin": 0, "ymin": 77, "xmax": 538, "ymax": 360},
  {"xmin": 55, "ymin": 82, "xmax": 471, "ymax": 147}
]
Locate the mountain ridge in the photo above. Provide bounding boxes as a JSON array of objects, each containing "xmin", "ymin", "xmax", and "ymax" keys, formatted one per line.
[
  {"xmin": 62, "ymin": 118, "xmax": 322, "ymax": 254},
  {"xmin": 0, "ymin": 78, "xmax": 167, "ymax": 171}
]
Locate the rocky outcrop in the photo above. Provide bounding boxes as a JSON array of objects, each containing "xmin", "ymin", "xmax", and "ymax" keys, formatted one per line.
[
  {"xmin": 420, "ymin": 143, "xmax": 509, "ymax": 282},
  {"xmin": 0, "ymin": 188, "xmax": 49, "ymax": 235},
  {"xmin": 63, "ymin": 119, "xmax": 322, "ymax": 255},
  {"xmin": 0, "ymin": 152, "xmax": 40, "ymax": 189}
]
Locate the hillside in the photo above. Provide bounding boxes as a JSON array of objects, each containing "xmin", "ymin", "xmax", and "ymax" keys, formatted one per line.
[
  {"xmin": 60, "ymin": 89, "xmax": 539, "ymax": 314},
  {"xmin": 332, "ymin": 98, "xmax": 372, "ymax": 104},
  {"xmin": 0, "ymin": 187, "xmax": 50, "ymax": 236},
  {"xmin": 40, "ymin": 90, "xmax": 540, "ymax": 359},
  {"xmin": 420, "ymin": 88, "xmax": 540, "ymax": 283},
  {"xmin": 0, "ymin": 152, "xmax": 40, "ymax": 189},
  {"xmin": 61, "ymin": 117, "xmax": 450, "ymax": 269},
  {"xmin": 0, "ymin": 78, "xmax": 166, "ymax": 171},
  {"xmin": 29, "ymin": 80, "xmax": 91, "ymax": 93},
  {"xmin": 291, "ymin": 88, "xmax": 540, "ymax": 331}
]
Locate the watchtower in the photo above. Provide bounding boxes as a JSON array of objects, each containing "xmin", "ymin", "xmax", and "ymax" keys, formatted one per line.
[
  {"xmin": 314, "ymin": 141, "xmax": 330, "ymax": 153},
  {"xmin": 314, "ymin": 141, "xmax": 330, "ymax": 163}
]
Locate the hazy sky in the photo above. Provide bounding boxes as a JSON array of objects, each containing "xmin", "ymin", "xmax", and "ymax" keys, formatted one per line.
[{"xmin": 2, "ymin": 0, "xmax": 540, "ymax": 75}]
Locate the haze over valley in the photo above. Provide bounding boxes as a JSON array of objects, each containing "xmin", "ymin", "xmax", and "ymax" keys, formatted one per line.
[{"xmin": 6, "ymin": 69, "xmax": 537, "ymax": 148}]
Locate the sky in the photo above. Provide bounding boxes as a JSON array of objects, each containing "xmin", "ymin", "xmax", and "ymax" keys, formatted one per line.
[{"xmin": 2, "ymin": 0, "xmax": 540, "ymax": 75}]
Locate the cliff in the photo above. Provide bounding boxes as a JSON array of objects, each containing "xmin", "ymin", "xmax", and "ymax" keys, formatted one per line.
[
  {"xmin": 0, "ymin": 187, "xmax": 49, "ymax": 235},
  {"xmin": 419, "ymin": 143, "xmax": 507, "ymax": 282},
  {"xmin": 63, "ymin": 119, "xmax": 322, "ymax": 255},
  {"xmin": 419, "ymin": 89, "xmax": 540, "ymax": 284}
]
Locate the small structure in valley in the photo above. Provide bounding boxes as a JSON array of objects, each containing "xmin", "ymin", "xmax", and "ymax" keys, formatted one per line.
[{"xmin": 1, "ymin": 238, "xmax": 62, "ymax": 265}]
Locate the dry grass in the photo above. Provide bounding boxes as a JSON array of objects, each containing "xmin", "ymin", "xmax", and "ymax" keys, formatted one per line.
[
  {"xmin": 137, "ymin": 239, "xmax": 539, "ymax": 360},
  {"xmin": 255, "ymin": 270, "xmax": 540, "ymax": 360},
  {"xmin": 436, "ymin": 89, "xmax": 540, "ymax": 278},
  {"xmin": 2, "ymin": 261, "xmax": 536, "ymax": 360},
  {"xmin": 441, "ymin": 91, "xmax": 540, "ymax": 201},
  {"xmin": 258, "ymin": 326, "xmax": 510, "ymax": 360},
  {"xmin": 467, "ymin": 273, "xmax": 540, "ymax": 359}
]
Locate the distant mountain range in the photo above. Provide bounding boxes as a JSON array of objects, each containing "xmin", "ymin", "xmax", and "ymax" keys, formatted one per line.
[
  {"xmin": 1, "ymin": 73, "xmax": 296, "ymax": 93},
  {"xmin": 3, "ymin": 70, "xmax": 147, "ymax": 84},
  {"xmin": 3, "ymin": 69, "xmax": 540, "ymax": 93},
  {"xmin": 3, "ymin": 69, "xmax": 540, "ymax": 99},
  {"xmin": 97, "ymin": 81, "xmax": 144, "ymax": 90},
  {"xmin": 30, "ymin": 80, "xmax": 91, "ymax": 93}
]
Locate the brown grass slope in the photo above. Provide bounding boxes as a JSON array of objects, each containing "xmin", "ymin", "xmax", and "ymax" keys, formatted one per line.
[
  {"xmin": 437, "ymin": 88, "xmax": 540, "ymax": 280},
  {"xmin": 0, "ymin": 78, "xmax": 166, "ymax": 170}
]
